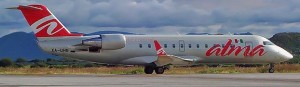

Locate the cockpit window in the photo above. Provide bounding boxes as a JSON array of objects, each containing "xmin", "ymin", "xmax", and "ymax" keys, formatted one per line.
[{"xmin": 263, "ymin": 41, "xmax": 274, "ymax": 45}]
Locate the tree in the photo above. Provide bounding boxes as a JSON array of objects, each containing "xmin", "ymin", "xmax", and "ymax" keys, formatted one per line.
[
  {"xmin": 0, "ymin": 58, "xmax": 14, "ymax": 67},
  {"xmin": 15, "ymin": 58, "xmax": 28, "ymax": 68},
  {"xmin": 84, "ymin": 63, "xmax": 95, "ymax": 67},
  {"xmin": 30, "ymin": 62, "xmax": 48, "ymax": 68},
  {"xmin": 46, "ymin": 58, "xmax": 56, "ymax": 62},
  {"xmin": 16, "ymin": 58, "xmax": 27, "ymax": 63},
  {"xmin": 29, "ymin": 59, "xmax": 43, "ymax": 63}
]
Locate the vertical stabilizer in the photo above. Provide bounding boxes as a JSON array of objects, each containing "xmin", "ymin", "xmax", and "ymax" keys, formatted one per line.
[{"xmin": 15, "ymin": 4, "xmax": 83, "ymax": 37}]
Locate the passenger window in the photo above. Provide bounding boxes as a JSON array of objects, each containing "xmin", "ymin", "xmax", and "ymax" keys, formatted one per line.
[
  {"xmin": 164, "ymin": 44, "xmax": 167, "ymax": 48},
  {"xmin": 148, "ymin": 44, "xmax": 151, "ymax": 48},
  {"xmin": 197, "ymin": 44, "xmax": 200, "ymax": 48},
  {"xmin": 139, "ymin": 44, "xmax": 142, "ymax": 48},
  {"xmin": 180, "ymin": 44, "xmax": 184, "ymax": 48},
  {"xmin": 188, "ymin": 44, "xmax": 191, "ymax": 48},
  {"xmin": 230, "ymin": 44, "xmax": 235, "ymax": 48},
  {"xmin": 263, "ymin": 41, "xmax": 274, "ymax": 45},
  {"xmin": 213, "ymin": 44, "xmax": 216, "ymax": 47},
  {"xmin": 213, "ymin": 44, "xmax": 220, "ymax": 47},
  {"xmin": 172, "ymin": 44, "xmax": 175, "ymax": 48}
]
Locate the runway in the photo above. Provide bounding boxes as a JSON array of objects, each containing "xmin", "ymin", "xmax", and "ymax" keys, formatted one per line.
[{"xmin": 0, "ymin": 73, "xmax": 299, "ymax": 87}]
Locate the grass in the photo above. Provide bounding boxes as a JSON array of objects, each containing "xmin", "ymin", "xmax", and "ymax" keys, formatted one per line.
[
  {"xmin": 0, "ymin": 67, "xmax": 144, "ymax": 75},
  {"xmin": 0, "ymin": 64, "xmax": 299, "ymax": 75}
]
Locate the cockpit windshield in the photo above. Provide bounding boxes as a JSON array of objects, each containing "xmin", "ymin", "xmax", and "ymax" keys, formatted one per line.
[{"xmin": 263, "ymin": 41, "xmax": 274, "ymax": 45}]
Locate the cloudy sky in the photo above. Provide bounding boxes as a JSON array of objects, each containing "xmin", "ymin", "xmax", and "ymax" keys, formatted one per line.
[{"xmin": 0, "ymin": 0, "xmax": 300, "ymax": 38}]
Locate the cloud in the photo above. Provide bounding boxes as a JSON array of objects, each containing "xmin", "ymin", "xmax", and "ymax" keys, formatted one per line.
[{"xmin": 0, "ymin": 0, "xmax": 299, "ymax": 37}]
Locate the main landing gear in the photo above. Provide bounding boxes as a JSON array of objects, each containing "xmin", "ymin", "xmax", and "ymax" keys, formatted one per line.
[
  {"xmin": 268, "ymin": 63, "xmax": 275, "ymax": 73},
  {"xmin": 144, "ymin": 66, "xmax": 167, "ymax": 74}
]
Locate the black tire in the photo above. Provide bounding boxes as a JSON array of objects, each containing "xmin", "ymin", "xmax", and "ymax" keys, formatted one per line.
[
  {"xmin": 268, "ymin": 68, "xmax": 274, "ymax": 73},
  {"xmin": 155, "ymin": 67, "xmax": 165, "ymax": 74},
  {"xmin": 144, "ymin": 66, "xmax": 154, "ymax": 74},
  {"xmin": 268, "ymin": 63, "xmax": 275, "ymax": 73}
]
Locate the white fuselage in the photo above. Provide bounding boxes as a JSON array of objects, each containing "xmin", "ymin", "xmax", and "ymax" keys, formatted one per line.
[{"xmin": 37, "ymin": 35, "xmax": 293, "ymax": 65}]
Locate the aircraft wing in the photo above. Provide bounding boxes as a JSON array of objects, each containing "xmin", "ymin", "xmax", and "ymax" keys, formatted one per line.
[
  {"xmin": 155, "ymin": 55, "xmax": 197, "ymax": 66},
  {"xmin": 153, "ymin": 40, "xmax": 197, "ymax": 66}
]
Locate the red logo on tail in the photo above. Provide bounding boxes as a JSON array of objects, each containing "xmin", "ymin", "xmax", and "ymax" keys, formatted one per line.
[{"xmin": 31, "ymin": 15, "xmax": 66, "ymax": 36}]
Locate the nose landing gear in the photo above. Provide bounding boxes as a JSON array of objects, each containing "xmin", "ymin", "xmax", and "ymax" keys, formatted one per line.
[{"xmin": 268, "ymin": 63, "xmax": 275, "ymax": 73}]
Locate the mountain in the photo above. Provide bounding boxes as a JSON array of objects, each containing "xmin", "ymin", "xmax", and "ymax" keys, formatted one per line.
[
  {"xmin": 0, "ymin": 32, "xmax": 58, "ymax": 60},
  {"xmin": 186, "ymin": 33, "xmax": 211, "ymax": 35},
  {"xmin": 0, "ymin": 31, "xmax": 139, "ymax": 60},
  {"xmin": 86, "ymin": 31, "xmax": 142, "ymax": 35},
  {"xmin": 269, "ymin": 32, "xmax": 300, "ymax": 53}
]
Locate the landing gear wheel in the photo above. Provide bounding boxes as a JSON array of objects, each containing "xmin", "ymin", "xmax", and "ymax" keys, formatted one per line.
[
  {"xmin": 155, "ymin": 67, "xmax": 165, "ymax": 74},
  {"xmin": 268, "ymin": 68, "xmax": 275, "ymax": 73},
  {"xmin": 144, "ymin": 66, "xmax": 154, "ymax": 74},
  {"xmin": 268, "ymin": 63, "xmax": 275, "ymax": 73}
]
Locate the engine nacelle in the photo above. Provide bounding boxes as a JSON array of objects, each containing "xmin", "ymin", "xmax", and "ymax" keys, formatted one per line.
[{"xmin": 82, "ymin": 34, "xmax": 126, "ymax": 50}]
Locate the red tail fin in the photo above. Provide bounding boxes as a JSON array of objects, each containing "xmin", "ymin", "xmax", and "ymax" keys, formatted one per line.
[
  {"xmin": 17, "ymin": 4, "xmax": 82, "ymax": 37},
  {"xmin": 154, "ymin": 40, "xmax": 167, "ymax": 56}
]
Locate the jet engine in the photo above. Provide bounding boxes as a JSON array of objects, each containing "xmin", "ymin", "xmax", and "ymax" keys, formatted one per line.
[{"xmin": 82, "ymin": 34, "xmax": 126, "ymax": 50}]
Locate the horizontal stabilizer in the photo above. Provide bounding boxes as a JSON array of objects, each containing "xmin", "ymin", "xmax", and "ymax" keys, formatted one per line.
[{"xmin": 6, "ymin": 7, "xmax": 18, "ymax": 9}]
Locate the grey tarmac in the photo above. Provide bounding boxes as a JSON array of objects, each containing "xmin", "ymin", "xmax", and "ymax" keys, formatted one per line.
[{"xmin": 0, "ymin": 73, "xmax": 299, "ymax": 87}]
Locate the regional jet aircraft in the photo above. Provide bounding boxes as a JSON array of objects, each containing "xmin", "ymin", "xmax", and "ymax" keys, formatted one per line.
[{"xmin": 8, "ymin": 4, "xmax": 293, "ymax": 74}]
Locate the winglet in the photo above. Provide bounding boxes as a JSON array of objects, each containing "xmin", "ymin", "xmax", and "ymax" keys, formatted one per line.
[{"xmin": 154, "ymin": 40, "xmax": 167, "ymax": 56}]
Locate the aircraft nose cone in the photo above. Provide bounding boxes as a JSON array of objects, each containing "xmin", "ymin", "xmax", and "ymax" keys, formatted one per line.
[
  {"xmin": 282, "ymin": 52, "xmax": 293, "ymax": 60},
  {"xmin": 279, "ymin": 49, "xmax": 293, "ymax": 60}
]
